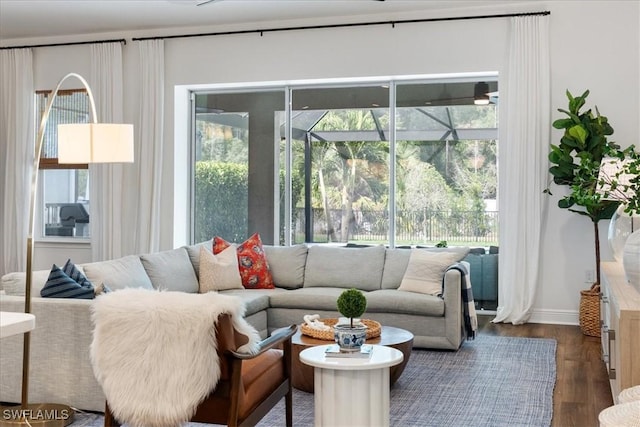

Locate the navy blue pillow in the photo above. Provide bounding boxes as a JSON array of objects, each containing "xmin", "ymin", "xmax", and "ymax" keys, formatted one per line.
[
  {"xmin": 41, "ymin": 262, "xmax": 94, "ymax": 299},
  {"xmin": 62, "ymin": 258, "xmax": 92, "ymax": 288}
]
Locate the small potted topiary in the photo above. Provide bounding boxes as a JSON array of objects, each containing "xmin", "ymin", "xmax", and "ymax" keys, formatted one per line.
[{"xmin": 334, "ymin": 288, "xmax": 368, "ymax": 352}]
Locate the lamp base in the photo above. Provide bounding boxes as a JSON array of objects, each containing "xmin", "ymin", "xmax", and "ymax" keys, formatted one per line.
[{"xmin": 0, "ymin": 403, "xmax": 74, "ymax": 427}]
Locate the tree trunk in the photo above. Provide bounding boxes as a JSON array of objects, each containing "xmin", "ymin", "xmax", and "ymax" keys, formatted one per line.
[
  {"xmin": 593, "ymin": 219, "xmax": 601, "ymax": 286},
  {"xmin": 318, "ymin": 166, "xmax": 337, "ymax": 242},
  {"xmin": 340, "ymin": 159, "xmax": 356, "ymax": 242}
]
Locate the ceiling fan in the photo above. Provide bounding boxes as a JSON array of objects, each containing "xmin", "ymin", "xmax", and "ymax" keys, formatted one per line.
[{"xmin": 425, "ymin": 82, "xmax": 498, "ymax": 106}]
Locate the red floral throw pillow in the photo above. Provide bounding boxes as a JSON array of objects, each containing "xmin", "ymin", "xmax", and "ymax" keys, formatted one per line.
[{"xmin": 213, "ymin": 233, "xmax": 275, "ymax": 289}]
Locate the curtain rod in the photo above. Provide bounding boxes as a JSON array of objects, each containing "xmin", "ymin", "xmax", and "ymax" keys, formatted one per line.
[
  {"xmin": 132, "ymin": 10, "xmax": 550, "ymax": 42},
  {"xmin": 0, "ymin": 38, "xmax": 126, "ymax": 51}
]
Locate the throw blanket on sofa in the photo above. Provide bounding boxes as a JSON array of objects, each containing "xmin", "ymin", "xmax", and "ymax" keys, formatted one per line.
[
  {"xmin": 446, "ymin": 262, "xmax": 478, "ymax": 340},
  {"xmin": 90, "ymin": 288, "xmax": 261, "ymax": 427}
]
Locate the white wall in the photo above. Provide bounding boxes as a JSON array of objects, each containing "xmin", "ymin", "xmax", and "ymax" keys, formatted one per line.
[
  {"xmin": 24, "ymin": 1, "xmax": 640, "ymax": 324},
  {"xmin": 537, "ymin": 1, "xmax": 640, "ymax": 323}
]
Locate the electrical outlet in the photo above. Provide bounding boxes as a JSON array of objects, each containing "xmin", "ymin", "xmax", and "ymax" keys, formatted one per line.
[{"xmin": 585, "ymin": 269, "xmax": 595, "ymax": 284}]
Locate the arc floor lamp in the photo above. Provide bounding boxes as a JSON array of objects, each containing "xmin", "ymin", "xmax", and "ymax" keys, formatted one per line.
[{"xmin": 6, "ymin": 73, "xmax": 133, "ymax": 426}]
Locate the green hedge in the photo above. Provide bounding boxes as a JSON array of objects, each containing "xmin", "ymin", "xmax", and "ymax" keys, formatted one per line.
[
  {"xmin": 194, "ymin": 162, "xmax": 248, "ymax": 243},
  {"xmin": 195, "ymin": 162, "xmax": 304, "ymax": 244}
]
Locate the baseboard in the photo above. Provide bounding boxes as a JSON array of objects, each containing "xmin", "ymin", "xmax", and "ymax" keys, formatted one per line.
[{"xmin": 528, "ymin": 309, "xmax": 579, "ymax": 325}]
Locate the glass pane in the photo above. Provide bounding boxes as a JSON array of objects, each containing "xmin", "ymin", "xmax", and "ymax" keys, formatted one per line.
[
  {"xmin": 290, "ymin": 86, "xmax": 390, "ymax": 244},
  {"xmin": 36, "ymin": 89, "xmax": 91, "ymax": 239},
  {"xmin": 395, "ymin": 81, "xmax": 498, "ymax": 247},
  {"xmin": 43, "ymin": 169, "xmax": 90, "ymax": 237},
  {"xmin": 193, "ymin": 90, "xmax": 284, "ymax": 244},
  {"xmin": 36, "ymin": 90, "xmax": 89, "ymax": 159}
]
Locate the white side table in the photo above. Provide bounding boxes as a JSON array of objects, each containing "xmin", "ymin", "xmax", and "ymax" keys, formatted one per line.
[
  {"xmin": 0, "ymin": 311, "xmax": 35, "ymax": 338},
  {"xmin": 300, "ymin": 344, "xmax": 403, "ymax": 427}
]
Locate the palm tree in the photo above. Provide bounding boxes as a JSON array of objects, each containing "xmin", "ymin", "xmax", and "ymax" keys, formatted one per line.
[{"xmin": 313, "ymin": 109, "xmax": 389, "ymax": 242}]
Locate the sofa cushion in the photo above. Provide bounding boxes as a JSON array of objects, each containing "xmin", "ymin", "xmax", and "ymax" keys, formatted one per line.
[
  {"xmin": 303, "ymin": 245, "xmax": 385, "ymax": 291},
  {"xmin": 268, "ymin": 287, "xmax": 346, "ymax": 311},
  {"xmin": 2, "ymin": 269, "xmax": 57, "ymax": 296},
  {"xmin": 380, "ymin": 248, "xmax": 411, "ymax": 290},
  {"xmin": 218, "ymin": 289, "xmax": 279, "ymax": 316},
  {"xmin": 83, "ymin": 255, "xmax": 154, "ymax": 291},
  {"xmin": 214, "ymin": 233, "xmax": 275, "ymax": 290},
  {"xmin": 263, "ymin": 245, "xmax": 308, "ymax": 289},
  {"xmin": 183, "ymin": 239, "xmax": 213, "ymax": 279},
  {"xmin": 366, "ymin": 289, "xmax": 444, "ymax": 316},
  {"xmin": 268, "ymin": 287, "xmax": 444, "ymax": 317},
  {"xmin": 398, "ymin": 248, "xmax": 470, "ymax": 296},
  {"xmin": 198, "ymin": 246, "xmax": 243, "ymax": 292},
  {"xmin": 140, "ymin": 248, "xmax": 199, "ymax": 293}
]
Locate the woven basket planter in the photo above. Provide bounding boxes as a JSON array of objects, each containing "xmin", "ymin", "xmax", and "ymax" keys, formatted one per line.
[{"xmin": 579, "ymin": 283, "xmax": 601, "ymax": 338}]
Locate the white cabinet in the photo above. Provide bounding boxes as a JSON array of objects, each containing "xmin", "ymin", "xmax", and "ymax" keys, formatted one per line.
[{"xmin": 600, "ymin": 262, "xmax": 640, "ymax": 402}]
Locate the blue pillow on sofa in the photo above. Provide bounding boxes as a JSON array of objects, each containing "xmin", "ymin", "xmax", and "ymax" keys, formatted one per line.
[
  {"xmin": 41, "ymin": 261, "xmax": 95, "ymax": 299},
  {"xmin": 62, "ymin": 258, "xmax": 92, "ymax": 288}
]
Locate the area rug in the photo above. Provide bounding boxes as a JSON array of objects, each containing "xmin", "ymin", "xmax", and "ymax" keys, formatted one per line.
[{"xmin": 70, "ymin": 335, "xmax": 556, "ymax": 427}]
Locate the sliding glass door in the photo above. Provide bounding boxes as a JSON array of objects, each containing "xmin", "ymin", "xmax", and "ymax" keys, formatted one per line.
[{"xmin": 289, "ymin": 85, "xmax": 390, "ymax": 244}]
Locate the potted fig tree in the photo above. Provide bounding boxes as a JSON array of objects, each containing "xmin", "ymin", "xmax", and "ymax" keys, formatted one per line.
[
  {"xmin": 334, "ymin": 288, "xmax": 368, "ymax": 352},
  {"xmin": 545, "ymin": 89, "xmax": 625, "ymax": 336}
]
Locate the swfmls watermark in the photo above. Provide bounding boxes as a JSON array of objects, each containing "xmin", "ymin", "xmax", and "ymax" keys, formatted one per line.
[{"xmin": 2, "ymin": 408, "xmax": 72, "ymax": 421}]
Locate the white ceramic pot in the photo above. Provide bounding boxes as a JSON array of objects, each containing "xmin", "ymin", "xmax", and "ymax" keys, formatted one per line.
[
  {"xmin": 622, "ymin": 229, "xmax": 640, "ymax": 293},
  {"xmin": 333, "ymin": 324, "xmax": 367, "ymax": 352}
]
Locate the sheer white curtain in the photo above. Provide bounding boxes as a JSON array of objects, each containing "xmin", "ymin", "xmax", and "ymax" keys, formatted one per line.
[
  {"xmin": 90, "ymin": 43, "xmax": 130, "ymax": 261},
  {"xmin": 133, "ymin": 40, "xmax": 165, "ymax": 254},
  {"xmin": 0, "ymin": 49, "xmax": 34, "ymax": 276},
  {"xmin": 493, "ymin": 15, "xmax": 550, "ymax": 324}
]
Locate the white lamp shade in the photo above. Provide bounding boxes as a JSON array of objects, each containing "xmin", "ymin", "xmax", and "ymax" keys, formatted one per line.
[{"xmin": 58, "ymin": 123, "xmax": 134, "ymax": 164}]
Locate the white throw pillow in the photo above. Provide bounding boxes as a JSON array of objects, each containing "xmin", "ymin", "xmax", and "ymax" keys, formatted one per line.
[
  {"xmin": 398, "ymin": 249, "xmax": 469, "ymax": 296},
  {"xmin": 198, "ymin": 246, "xmax": 243, "ymax": 292}
]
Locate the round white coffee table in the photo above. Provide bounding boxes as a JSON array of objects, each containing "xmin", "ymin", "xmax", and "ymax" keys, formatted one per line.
[{"xmin": 300, "ymin": 344, "xmax": 403, "ymax": 427}]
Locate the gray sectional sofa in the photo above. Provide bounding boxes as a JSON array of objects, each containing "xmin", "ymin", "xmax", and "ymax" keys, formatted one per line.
[{"xmin": 0, "ymin": 241, "xmax": 470, "ymax": 412}]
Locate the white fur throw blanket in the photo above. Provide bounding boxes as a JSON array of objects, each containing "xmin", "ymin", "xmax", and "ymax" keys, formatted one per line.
[{"xmin": 90, "ymin": 288, "xmax": 261, "ymax": 427}]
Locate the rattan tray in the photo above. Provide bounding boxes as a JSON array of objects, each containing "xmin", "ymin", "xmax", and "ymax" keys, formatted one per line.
[{"xmin": 300, "ymin": 318, "xmax": 381, "ymax": 341}]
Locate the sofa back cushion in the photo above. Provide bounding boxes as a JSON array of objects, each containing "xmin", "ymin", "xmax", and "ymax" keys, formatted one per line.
[
  {"xmin": 140, "ymin": 248, "xmax": 199, "ymax": 293},
  {"xmin": 263, "ymin": 244, "xmax": 308, "ymax": 289},
  {"xmin": 380, "ymin": 248, "xmax": 411, "ymax": 290},
  {"xmin": 1, "ymin": 269, "xmax": 52, "ymax": 296},
  {"xmin": 183, "ymin": 239, "xmax": 214, "ymax": 279},
  {"xmin": 303, "ymin": 245, "xmax": 385, "ymax": 291},
  {"xmin": 83, "ymin": 255, "xmax": 154, "ymax": 291}
]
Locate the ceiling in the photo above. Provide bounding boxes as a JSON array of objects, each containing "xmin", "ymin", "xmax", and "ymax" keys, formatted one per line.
[{"xmin": 0, "ymin": 0, "xmax": 531, "ymax": 42}]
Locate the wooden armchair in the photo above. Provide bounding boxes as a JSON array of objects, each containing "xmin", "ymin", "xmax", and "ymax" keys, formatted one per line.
[{"xmin": 104, "ymin": 315, "xmax": 296, "ymax": 427}]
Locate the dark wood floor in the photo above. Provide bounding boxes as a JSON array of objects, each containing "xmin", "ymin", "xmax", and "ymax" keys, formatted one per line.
[{"xmin": 477, "ymin": 315, "xmax": 613, "ymax": 427}]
